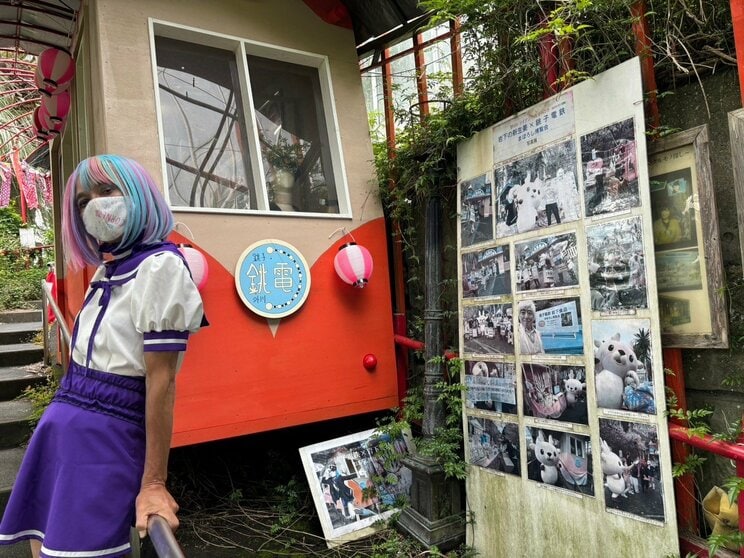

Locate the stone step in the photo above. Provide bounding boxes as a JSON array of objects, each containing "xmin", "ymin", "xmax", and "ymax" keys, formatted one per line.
[
  {"xmin": 0, "ymin": 321, "xmax": 42, "ymax": 345},
  {"xmin": 0, "ymin": 447, "xmax": 32, "ymax": 557},
  {"xmin": 0, "ymin": 400, "xmax": 33, "ymax": 450},
  {"xmin": 0, "ymin": 366, "xmax": 45, "ymax": 401},
  {"xmin": 0, "ymin": 343, "xmax": 43, "ymax": 368},
  {"xmin": 0, "ymin": 309, "xmax": 42, "ymax": 324}
]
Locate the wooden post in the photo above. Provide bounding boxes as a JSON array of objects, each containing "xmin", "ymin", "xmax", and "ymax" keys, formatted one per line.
[
  {"xmin": 450, "ymin": 18, "xmax": 464, "ymax": 97},
  {"xmin": 630, "ymin": 0, "xmax": 660, "ymax": 131},
  {"xmin": 382, "ymin": 47, "xmax": 409, "ymax": 402}
]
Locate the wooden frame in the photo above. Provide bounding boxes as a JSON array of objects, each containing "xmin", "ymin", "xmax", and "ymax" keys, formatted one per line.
[
  {"xmin": 729, "ymin": 109, "xmax": 744, "ymax": 273},
  {"xmin": 647, "ymin": 125, "xmax": 728, "ymax": 348}
]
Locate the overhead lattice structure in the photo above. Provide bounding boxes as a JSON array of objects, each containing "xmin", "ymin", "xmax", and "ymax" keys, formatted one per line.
[{"xmin": 0, "ymin": 0, "xmax": 80, "ymax": 166}]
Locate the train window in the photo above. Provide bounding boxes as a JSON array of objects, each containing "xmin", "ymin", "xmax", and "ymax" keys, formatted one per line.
[{"xmin": 152, "ymin": 24, "xmax": 348, "ymax": 216}]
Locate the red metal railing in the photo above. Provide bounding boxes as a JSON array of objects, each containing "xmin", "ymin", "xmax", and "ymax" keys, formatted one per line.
[{"xmin": 670, "ymin": 425, "xmax": 744, "ymax": 558}]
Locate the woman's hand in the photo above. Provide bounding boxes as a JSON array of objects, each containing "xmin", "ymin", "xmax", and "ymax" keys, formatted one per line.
[{"xmin": 135, "ymin": 481, "xmax": 179, "ymax": 537}]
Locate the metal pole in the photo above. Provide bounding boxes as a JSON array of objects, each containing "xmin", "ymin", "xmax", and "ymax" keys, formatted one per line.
[{"xmin": 422, "ymin": 193, "xmax": 444, "ymax": 437}]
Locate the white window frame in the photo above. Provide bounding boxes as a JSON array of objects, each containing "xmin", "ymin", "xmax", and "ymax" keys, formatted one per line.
[{"xmin": 148, "ymin": 19, "xmax": 352, "ymax": 218}]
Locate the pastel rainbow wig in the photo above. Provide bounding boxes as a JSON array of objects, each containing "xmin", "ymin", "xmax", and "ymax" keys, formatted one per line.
[{"xmin": 62, "ymin": 154, "xmax": 174, "ymax": 269}]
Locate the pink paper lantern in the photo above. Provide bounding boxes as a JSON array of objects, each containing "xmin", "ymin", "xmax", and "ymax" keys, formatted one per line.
[
  {"xmin": 334, "ymin": 242, "xmax": 373, "ymax": 288},
  {"xmin": 178, "ymin": 244, "xmax": 209, "ymax": 290},
  {"xmin": 38, "ymin": 105, "xmax": 65, "ymax": 135},
  {"xmin": 32, "ymin": 107, "xmax": 51, "ymax": 141},
  {"xmin": 35, "ymin": 48, "xmax": 75, "ymax": 96},
  {"xmin": 41, "ymin": 90, "xmax": 71, "ymax": 122}
]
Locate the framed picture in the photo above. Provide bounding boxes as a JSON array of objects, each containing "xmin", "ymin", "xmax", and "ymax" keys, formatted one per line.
[
  {"xmin": 461, "ymin": 244, "xmax": 511, "ymax": 299},
  {"xmin": 467, "ymin": 416, "xmax": 521, "ymax": 476},
  {"xmin": 592, "ymin": 319, "xmax": 656, "ymax": 415},
  {"xmin": 648, "ymin": 125, "xmax": 727, "ymax": 348},
  {"xmin": 525, "ymin": 426, "xmax": 594, "ymax": 496},
  {"xmin": 586, "ymin": 216, "xmax": 648, "ymax": 312},
  {"xmin": 580, "ymin": 117, "xmax": 641, "ymax": 218},
  {"xmin": 460, "ymin": 173, "xmax": 494, "ymax": 247},
  {"xmin": 494, "ymin": 138, "xmax": 581, "ymax": 237},
  {"xmin": 463, "ymin": 302, "xmax": 514, "ymax": 356},
  {"xmin": 522, "ymin": 363, "xmax": 588, "ymax": 425},
  {"xmin": 299, "ymin": 428, "xmax": 413, "ymax": 546},
  {"xmin": 599, "ymin": 419, "xmax": 665, "ymax": 524},
  {"xmin": 514, "ymin": 232, "xmax": 580, "ymax": 292},
  {"xmin": 464, "ymin": 360, "xmax": 518, "ymax": 414},
  {"xmin": 517, "ymin": 297, "xmax": 583, "ymax": 356}
]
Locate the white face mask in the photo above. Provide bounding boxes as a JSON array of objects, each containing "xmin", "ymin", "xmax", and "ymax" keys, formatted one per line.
[{"xmin": 82, "ymin": 196, "xmax": 128, "ymax": 243}]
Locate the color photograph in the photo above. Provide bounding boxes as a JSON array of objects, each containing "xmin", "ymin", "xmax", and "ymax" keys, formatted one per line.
[
  {"xmin": 580, "ymin": 117, "xmax": 641, "ymax": 217},
  {"xmin": 649, "ymin": 167, "xmax": 697, "ymax": 250},
  {"xmin": 592, "ymin": 319, "xmax": 656, "ymax": 415},
  {"xmin": 299, "ymin": 429, "xmax": 413, "ymax": 545},
  {"xmin": 464, "ymin": 360, "xmax": 518, "ymax": 414},
  {"xmin": 658, "ymin": 295, "xmax": 692, "ymax": 330},
  {"xmin": 467, "ymin": 417, "xmax": 521, "ymax": 476},
  {"xmin": 586, "ymin": 216, "xmax": 648, "ymax": 311},
  {"xmin": 460, "ymin": 173, "xmax": 494, "ymax": 247},
  {"xmin": 522, "ymin": 363, "xmax": 588, "ymax": 425},
  {"xmin": 515, "ymin": 232, "xmax": 580, "ymax": 292},
  {"xmin": 494, "ymin": 138, "xmax": 581, "ymax": 237},
  {"xmin": 599, "ymin": 419, "xmax": 665, "ymax": 523},
  {"xmin": 655, "ymin": 249, "xmax": 703, "ymax": 292},
  {"xmin": 518, "ymin": 297, "xmax": 583, "ymax": 356},
  {"xmin": 463, "ymin": 303, "xmax": 514, "ymax": 355},
  {"xmin": 462, "ymin": 245, "xmax": 511, "ymax": 299},
  {"xmin": 525, "ymin": 426, "xmax": 594, "ymax": 496}
]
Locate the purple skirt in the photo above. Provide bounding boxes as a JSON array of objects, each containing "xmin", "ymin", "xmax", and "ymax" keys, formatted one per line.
[{"xmin": 0, "ymin": 361, "xmax": 146, "ymax": 557}]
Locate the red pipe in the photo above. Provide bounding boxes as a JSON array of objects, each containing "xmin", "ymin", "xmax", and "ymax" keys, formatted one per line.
[{"xmin": 732, "ymin": 0, "xmax": 744, "ymax": 106}]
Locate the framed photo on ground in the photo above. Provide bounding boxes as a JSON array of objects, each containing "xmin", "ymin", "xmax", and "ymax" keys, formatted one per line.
[
  {"xmin": 647, "ymin": 125, "xmax": 727, "ymax": 348},
  {"xmin": 299, "ymin": 428, "xmax": 413, "ymax": 546}
]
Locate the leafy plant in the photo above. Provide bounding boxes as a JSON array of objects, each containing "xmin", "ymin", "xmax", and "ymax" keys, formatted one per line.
[
  {"xmin": 21, "ymin": 369, "xmax": 59, "ymax": 427},
  {"xmin": 264, "ymin": 137, "xmax": 305, "ymax": 174}
]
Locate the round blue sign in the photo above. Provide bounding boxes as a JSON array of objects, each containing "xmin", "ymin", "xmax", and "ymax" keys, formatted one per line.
[{"xmin": 235, "ymin": 239, "xmax": 311, "ymax": 319}]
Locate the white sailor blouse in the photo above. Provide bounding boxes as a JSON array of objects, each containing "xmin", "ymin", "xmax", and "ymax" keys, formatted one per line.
[{"xmin": 70, "ymin": 243, "xmax": 205, "ymax": 377}]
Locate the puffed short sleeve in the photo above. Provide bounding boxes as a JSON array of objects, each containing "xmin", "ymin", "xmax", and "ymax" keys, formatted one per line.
[{"xmin": 131, "ymin": 251, "xmax": 204, "ymax": 352}]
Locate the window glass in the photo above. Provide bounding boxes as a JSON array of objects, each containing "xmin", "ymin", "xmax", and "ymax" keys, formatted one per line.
[
  {"xmin": 247, "ymin": 54, "xmax": 339, "ymax": 214},
  {"xmin": 155, "ymin": 37, "xmax": 256, "ymax": 210}
]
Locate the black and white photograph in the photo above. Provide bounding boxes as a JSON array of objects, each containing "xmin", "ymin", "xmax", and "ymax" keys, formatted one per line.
[
  {"xmin": 299, "ymin": 429, "xmax": 413, "ymax": 545},
  {"xmin": 518, "ymin": 297, "xmax": 583, "ymax": 356},
  {"xmin": 460, "ymin": 173, "xmax": 494, "ymax": 247},
  {"xmin": 462, "ymin": 245, "xmax": 511, "ymax": 299},
  {"xmin": 525, "ymin": 426, "xmax": 594, "ymax": 496},
  {"xmin": 522, "ymin": 363, "xmax": 588, "ymax": 425},
  {"xmin": 586, "ymin": 216, "xmax": 648, "ymax": 311},
  {"xmin": 463, "ymin": 303, "xmax": 514, "ymax": 355},
  {"xmin": 580, "ymin": 117, "xmax": 641, "ymax": 217},
  {"xmin": 515, "ymin": 232, "xmax": 580, "ymax": 292},
  {"xmin": 599, "ymin": 419, "xmax": 665, "ymax": 523},
  {"xmin": 494, "ymin": 138, "xmax": 581, "ymax": 237},
  {"xmin": 468, "ymin": 417, "xmax": 521, "ymax": 476},
  {"xmin": 464, "ymin": 360, "xmax": 517, "ymax": 414},
  {"xmin": 593, "ymin": 319, "xmax": 656, "ymax": 415},
  {"xmin": 650, "ymin": 167, "xmax": 697, "ymax": 250},
  {"xmin": 655, "ymin": 249, "xmax": 703, "ymax": 292}
]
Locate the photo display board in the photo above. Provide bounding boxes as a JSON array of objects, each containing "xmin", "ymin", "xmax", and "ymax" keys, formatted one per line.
[{"xmin": 457, "ymin": 57, "xmax": 679, "ymax": 557}]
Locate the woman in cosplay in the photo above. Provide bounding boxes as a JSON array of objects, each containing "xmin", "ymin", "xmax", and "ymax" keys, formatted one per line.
[{"xmin": 0, "ymin": 155, "xmax": 206, "ymax": 557}]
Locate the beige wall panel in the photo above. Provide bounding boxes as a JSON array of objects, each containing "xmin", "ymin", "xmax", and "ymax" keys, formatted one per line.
[{"xmin": 91, "ymin": 0, "xmax": 381, "ymax": 269}]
